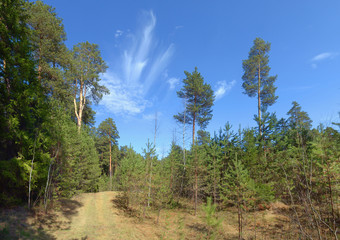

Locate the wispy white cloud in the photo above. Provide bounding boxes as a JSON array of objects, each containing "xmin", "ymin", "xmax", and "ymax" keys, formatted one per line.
[
  {"xmin": 311, "ymin": 52, "xmax": 338, "ymax": 61},
  {"xmin": 101, "ymin": 71, "xmax": 149, "ymax": 115},
  {"xmin": 100, "ymin": 11, "xmax": 175, "ymax": 116},
  {"xmin": 167, "ymin": 77, "xmax": 180, "ymax": 90},
  {"xmin": 144, "ymin": 44, "xmax": 174, "ymax": 92},
  {"xmin": 310, "ymin": 52, "xmax": 338, "ymax": 68},
  {"xmin": 215, "ymin": 80, "xmax": 236, "ymax": 100},
  {"xmin": 115, "ymin": 30, "xmax": 123, "ymax": 38}
]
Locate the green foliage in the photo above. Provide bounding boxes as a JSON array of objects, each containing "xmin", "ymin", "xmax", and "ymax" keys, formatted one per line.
[
  {"xmin": 70, "ymin": 41, "xmax": 108, "ymax": 105},
  {"xmin": 222, "ymin": 154, "xmax": 254, "ymax": 205},
  {"xmin": 117, "ymin": 146, "xmax": 146, "ymax": 208},
  {"xmin": 242, "ymin": 37, "xmax": 278, "ymax": 137},
  {"xmin": 96, "ymin": 117, "xmax": 119, "ymax": 182},
  {"xmin": 174, "ymin": 67, "xmax": 215, "ymax": 144},
  {"xmin": 153, "ymin": 161, "xmax": 173, "ymax": 211},
  {"xmin": 287, "ymin": 101, "xmax": 312, "ymax": 130},
  {"xmin": 0, "ymin": 6, "xmax": 338, "ymax": 240},
  {"xmin": 97, "ymin": 118, "xmax": 119, "ymax": 145},
  {"xmin": 202, "ymin": 197, "xmax": 222, "ymax": 239},
  {"xmin": 242, "ymin": 38, "xmax": 278, "ymax": 111},
  {"xmin": 205, "ymin": 142, "xmax": 223, "ymax": 204},
  {"xmin": 56, "ymin": 115, "xmax": 100, "ymax": 197},
  {"xmin": 162, "ymin": 142, "xmax": 183, "ymax": 198},
  {"xmin": 25, "ymin": 0, "xmax": 71, "ymax": 102},
  {"xmin": 0, "ymin": 0, "xmax": 51, "ymax": 206},
  {"xmin": 197, "ymin": 130, "xmax": 211, "ymax": 146}
]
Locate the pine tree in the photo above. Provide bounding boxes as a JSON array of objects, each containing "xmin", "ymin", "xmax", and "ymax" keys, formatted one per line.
[
  {"xmin": 174, "ymin": 67, "xmax": 215, "ymax": 145},
  {"xmin": 143, "ymin": 139, "xmax": 156, "ymax": 209},
  {"xmin": 118, "ymin": 146, "xmax": 145, "ymax": 209},
  {"xmin": 242, "ymin": 38, "xmax": 278, "ymax": 137},
  {"xmin": 153, "ymin": 160, "xmax": 173, "ymax": 224},
  {"xmin": 25, "ymin": 0, "xmax": 71, "ymax": 101},
  {"xmin": 97, "ymin": 118, "xmax": 119, "ymax": 190},
  {"xmin": 202, "ymin": 197, "xmax": 222, "ymax": 240},
  {"xmin": 287, "ymin": 101, "xmax": 312, "ymax": 130},
  {"xmin": 0, "ymin": 0, "xmax": 49, "ymax": 206},
  {"xmin": 206, "ymin": 142, "xmax": 223, "ymax": 205},
  {"xmin": 163, "ymin": 141, "xmax": 183, "ymax": 199},
  {"xmin": 222, "ymin": 154, "xmax": 256, "ymax": 240},
  {"xmin": 70, "ymin": 42, "xmax": 108, "ymax": 131},
  {"xmin": 54, "ymin": 115, "xmax": 101, "ymax": 198},
  {"xmin": 174, "ymin": 67, "xmax": 214, "ymax": 215}
]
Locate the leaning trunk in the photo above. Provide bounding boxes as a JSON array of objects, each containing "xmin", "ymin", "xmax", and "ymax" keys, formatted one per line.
[{"xmin": 74, "ymin": 81, "xmax": 86, "ymax": 132}]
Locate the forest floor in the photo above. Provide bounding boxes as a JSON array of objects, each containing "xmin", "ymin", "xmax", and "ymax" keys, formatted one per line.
[{"xmin": 0, "ymin": 191, "xmax": 298, "ymax": 239}]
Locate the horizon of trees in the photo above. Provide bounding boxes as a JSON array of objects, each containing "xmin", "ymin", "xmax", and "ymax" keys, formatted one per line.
[{"xmin": 0, "ymin": 1, "xmax": 339, "ymax": 239}]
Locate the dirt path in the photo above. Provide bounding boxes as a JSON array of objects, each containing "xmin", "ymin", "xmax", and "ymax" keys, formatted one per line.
[
  {"xmin": 53, "ymin": 191, "xmax": 122, "ymax": 240},
  {"xmin": 1, "ymin": 191, "xmax": 292, "ymax": 239}
]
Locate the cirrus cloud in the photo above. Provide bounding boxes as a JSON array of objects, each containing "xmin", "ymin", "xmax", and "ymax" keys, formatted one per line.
[
  {"xmin": 100, "ymin": 10, "xmax": 175, "ymax": 116},
  {"xmin": 215, "ymin": 80, "xmax": 236, "ymax": 100},
  {"xmin": 311, "ymin": 52, "xmax": 338, "ymax": 61},
  {"xmin": 311, "ymin": 52, "xmax": 338, "ymax": 68}
]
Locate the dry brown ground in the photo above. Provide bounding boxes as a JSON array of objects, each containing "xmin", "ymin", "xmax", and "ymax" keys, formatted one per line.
[{"xmin": 0, "ymin": 191, "xmax": 301, "ymax": 240}]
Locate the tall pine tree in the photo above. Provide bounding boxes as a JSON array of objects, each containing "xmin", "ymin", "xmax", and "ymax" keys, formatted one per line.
[
  {"xmin": 174, "ymin": 67, "xmax": 214, "ymax": 215},
  {"xmin": 242, "ymin": 38, "xmax": 278, "ymax": 137},
  {"xmin": 70, "ymin": 42, "xmax": 108, "ymax": 131},
  {"xmin": 97, "ymin": 118, "xmax": 119, "ymax": 190},
  {"xmin": 174, "ymin": 67, "xmax": 215, "ymax": 145}
]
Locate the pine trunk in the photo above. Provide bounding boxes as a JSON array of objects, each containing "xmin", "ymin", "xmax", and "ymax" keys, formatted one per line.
[
  {"xmin": 194, "ymin": 150, "xmax": 198, "ymax": 216},
  {"xmin": 193, "ymin": 96, "xmax": 197, "ymax": 215},
  {"xmin": 213, "ymin": 156, "xmax": 216, "ymax": 205},
  {"xmin": 258, "ymin": 65, "xmax": 262, "ymax": 137},
  {"xmin": 195, "ymin": 164, "xmax": 198, "ymax": 216},
  {"xmin": 237, "ymin": 191, "xmax": 242, "ymax": 240},
  {"xmin": 183, "ymin": 99, "xmax": 186, "ymax": 168},
  {"xmin": 109, "ymin": 142, "xmax": 112, "ymax": 190},
  {"xmin": 74, "ymin": 80, "xmax": 86, "ymax": 132}
]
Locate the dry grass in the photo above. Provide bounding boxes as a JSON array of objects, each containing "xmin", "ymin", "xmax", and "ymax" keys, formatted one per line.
[{"xmin": 0, "ymin": 192, "xmax": 312, "ymax": 239}]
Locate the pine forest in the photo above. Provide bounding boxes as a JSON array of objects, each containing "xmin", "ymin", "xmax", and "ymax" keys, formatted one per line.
[{"xmin": 0, "ymin": 1, "xmax": 339, "ymax": 239}]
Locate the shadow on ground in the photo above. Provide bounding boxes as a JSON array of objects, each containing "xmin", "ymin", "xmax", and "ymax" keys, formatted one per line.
[
  {"xmin": 0, "ymin": 199, "xmax": 83, "ymax": 239},
  {"xmin": 111, "ymin": 194, "xmax": 141, "ymax": 218},
  {"xmin": 0, "ymin": 207, "xmax": 55, "ymax": 239},
  {"xmin": 58, "ymin": 199, "xmax": 83, "ymax": 219}
]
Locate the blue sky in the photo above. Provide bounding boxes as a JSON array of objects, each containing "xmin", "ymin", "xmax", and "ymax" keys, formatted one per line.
[{"xmin": 44, "ymin": 0, "xmax": 340, "ymax": 155}]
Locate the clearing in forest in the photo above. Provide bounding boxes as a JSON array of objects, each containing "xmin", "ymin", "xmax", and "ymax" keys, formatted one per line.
[{"xmin": 0, "ymin": 191, "xmax": 294, "ymax": 239}]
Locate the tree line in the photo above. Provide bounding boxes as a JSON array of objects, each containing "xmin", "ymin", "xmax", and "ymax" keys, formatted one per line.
[{"xmin": 0, "ymin": 1, "xmax": 339, "ymax": 239}]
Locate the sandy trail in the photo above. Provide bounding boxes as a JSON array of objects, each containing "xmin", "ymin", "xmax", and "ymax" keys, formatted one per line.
[{"xmin": 54, "ymin": 191, "xmax": 121, "ymax": 240}]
